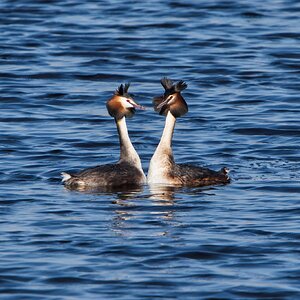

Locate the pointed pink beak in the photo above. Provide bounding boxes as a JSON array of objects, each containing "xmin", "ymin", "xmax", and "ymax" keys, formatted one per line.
[{"xmin": 128, "ymin": 99, "xmax": 146, "ymax": 110}]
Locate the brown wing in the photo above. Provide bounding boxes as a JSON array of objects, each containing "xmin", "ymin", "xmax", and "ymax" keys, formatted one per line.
[{"xmin": 172, "ymin": 164, "xmax": 230, "ymax": 187}]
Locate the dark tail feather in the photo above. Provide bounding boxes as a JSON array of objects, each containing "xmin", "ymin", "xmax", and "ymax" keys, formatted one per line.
[
  {"xmin": 220, "ymin": 167, "xmax": 229, "ymax": 175},
  {"xmin": 220, "ymin": 167, "xmax": 230, "ymax": 182}
]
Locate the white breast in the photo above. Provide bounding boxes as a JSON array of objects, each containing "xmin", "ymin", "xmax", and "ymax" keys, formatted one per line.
[{"xmin": 147, "ymin": 153, "xmax": 172, "ymax": 185}]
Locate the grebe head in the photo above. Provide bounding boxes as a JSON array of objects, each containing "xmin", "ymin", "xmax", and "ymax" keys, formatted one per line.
[
  {"xmin": 153, "ymin": 77, "xmax": 188, "ymax": 118},
  {"xmin": 107, "ymin": 83, "xmax": 144, "ymax": 119}
]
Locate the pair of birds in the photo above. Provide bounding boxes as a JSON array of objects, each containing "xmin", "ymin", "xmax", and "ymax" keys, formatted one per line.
[{"xmin": 62, "ymin": 78, "xmax": 230, "ymax": 190}]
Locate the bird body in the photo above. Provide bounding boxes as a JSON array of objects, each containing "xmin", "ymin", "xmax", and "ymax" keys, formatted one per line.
[
  {"xmin": 148, "ymin": 78, "xmax": 230, "ymax": 187},
  {"xmin": 62, "ymin": 84, "xmax": 146, "ymax": 190}
]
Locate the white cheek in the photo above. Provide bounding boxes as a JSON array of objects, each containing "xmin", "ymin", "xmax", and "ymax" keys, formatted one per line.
[
  {"xmin": 169, "ymin": 97, "xmax": 175, "ymax": 104},
  {"xmin": 121, "ymin": 97, "xmax": 134, "ymax": 108}
]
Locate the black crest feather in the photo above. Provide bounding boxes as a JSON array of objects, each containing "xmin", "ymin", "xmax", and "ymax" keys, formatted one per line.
[
  {"xmin": 115, "ymin": 83, "xmax": 131, "ymax": 97},
  {"xmin": 161, "ymin": 77, "xmax": 173, "ymax": 90},
  {"xmin": 123, "ymin": 83, "xmax": 130, "ymax": 94},
  {"xmin": 174, "ymin": 80, "xmax": 187, "ymax": 92},
  {"xmin": 161, "ymin": 77, "xmax": 187, "ymax": 95}
]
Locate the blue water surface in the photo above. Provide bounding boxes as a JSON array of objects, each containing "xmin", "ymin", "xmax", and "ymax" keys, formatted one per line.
[{"xmin": 0, "ymin": 0, "xmax": 300, "ymax": 299}]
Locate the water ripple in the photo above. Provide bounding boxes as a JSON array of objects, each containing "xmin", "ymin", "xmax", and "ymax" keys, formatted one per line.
[{"xmin": 0, "ymin": 0, "xmax": 300, "ymax": 299}]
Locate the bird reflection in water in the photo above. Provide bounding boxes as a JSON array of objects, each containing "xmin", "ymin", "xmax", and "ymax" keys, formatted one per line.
[
  {"xmin": 64, "ymin": 182, "xmax": 183, "ymax": 236},
  {"xmin": 110, "ymin": 185, "xmax": 182, "ymax": 236},
  {"xmin": 148, "ymin": 183, "xmax": 179, "ymax": 202},
  {"xmin": 63, "ymin": 183, "xmax": 144, "ymax": 195}
]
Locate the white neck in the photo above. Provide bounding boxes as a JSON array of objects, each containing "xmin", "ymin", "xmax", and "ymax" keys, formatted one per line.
[
  {"xmin": 148, "ymin": 111, "xmax": 176, "ymax": 184},
  {"xmin": 157, "ymin": 111, "xmax": 176, "ymax": 151},
  {"xmin": 115, "ymin": 117, "xmax": 143, "ymax": 171}
]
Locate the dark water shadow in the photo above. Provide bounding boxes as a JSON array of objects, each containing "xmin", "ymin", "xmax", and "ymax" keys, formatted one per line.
[
  {"xmin": 148, "ymin": 182, "xmax": 231, "ymax": 202},
  {"xmin": 63, "ymin": 183, "xmax": 145, "ymax": 200}
]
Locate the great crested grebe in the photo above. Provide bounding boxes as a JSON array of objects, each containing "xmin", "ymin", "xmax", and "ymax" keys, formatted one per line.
[
  {"xmin": 61, "ymin": 83, "xmax": 146, "ymax": 189},
  {"xmin": 147, "ymin": 78, "xmax": 230, "ymax": 187}
]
